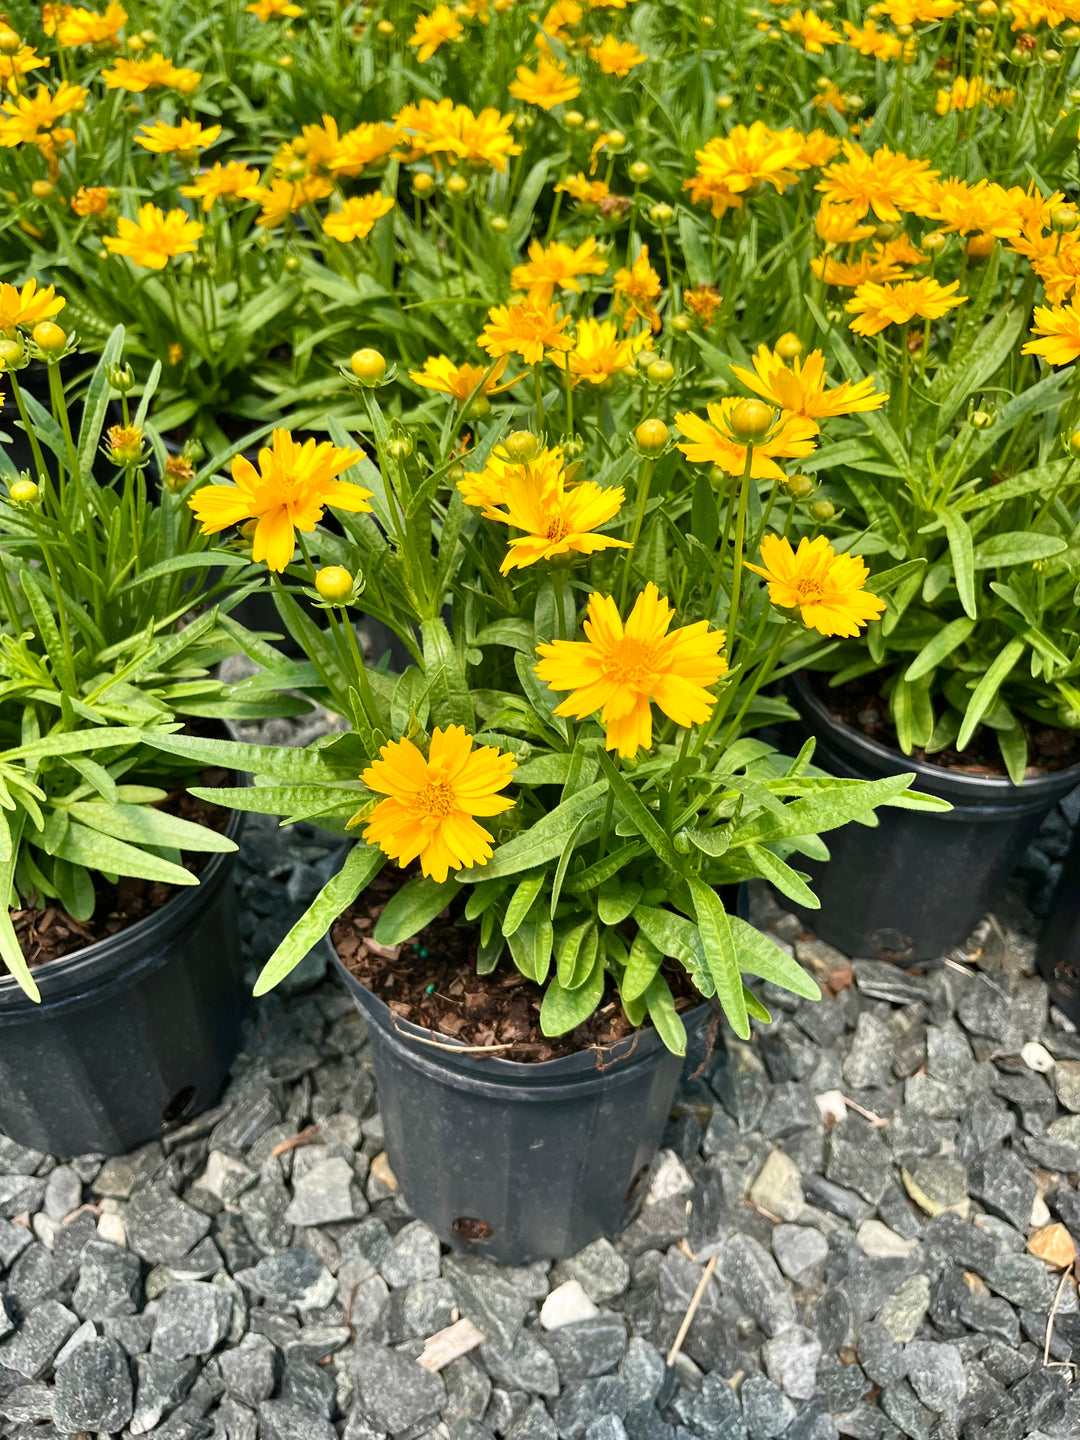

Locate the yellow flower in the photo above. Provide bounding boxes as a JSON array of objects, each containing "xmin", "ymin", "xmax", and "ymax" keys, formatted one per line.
[
  {"xmin": 816, "ymin": 141, "xmax": 937, "ymax": 222},
  {"xmin": 253, "ymin": 174, "xmax": 333, "ymax": 227},
  {"xmin": 322, "ymin": 193, "xmax": 395, "ymax": 241},
  {"xmin": 0, "ymin": 82, "xmax": 87, "ymax": 147},
  {"xmin": 187, "ymin": 429, "xmax": 370, "ymax": 573},
  {"xmin": 102, "ymin": 53, "xmax": 200, "ymax": 93},
  {"xmin": 394, "ymin": 99, "xmax": 521, "ymax": 171},
  {"xmin": 613, "ymin": 245, "xmax": 661, "ymax": 332},
  {"xmin": 471, "ymin": 463, "xmax": 631, "ymax": 573},
  {"xmin": 550, "ymin": 317, "xmax": 644, "ymax": 386},
  {"xmin": 1028, "ymin": 236, "xmax": 1080, "ymax": 306},
  {"xmin": 104, "ymin": 204, "xmax": 203, "ymax": 268},
  {"xmin": 781, "ymin": 8, "xmax": 842, "ymax": 50},
  {"xmin": 845, "ymin": 277, "xmax": 966, "ymax": 335},
  {"xmin": 510, "ymin": 236, "xmax": 608, "ymax": 305},
  {"xmin": 0, "ymin": 279, "xmax": 65, "ymax": 332},
  {"xmin": 922, "ymin": 177, "xmax": 1022, "ymax": 240},
  {"xmin": 588, "ymin": 35, "xmax": 647, "ymax": 74},
  {"xmin": 180, "ymin": 162, "xmax": 262, "ymax": 212},
  {"xmin": 329, "ymin": 121, "xmax": 401, "ymax": 176},
  {"xmin": 49, "ymin": 2, "xmax": 127, "ymax": 47},
  {"xmin": 0, "ymin": 47, "xmax": 49, "ymax": 96},
  {"xmin": 508, "ymin": 56, "xmax": 581, "ymax": 109},
  {"xmin": 935, "ymin": 75, "xmax": 1014, "ymax": 115},
  {"xmin": 794, "ymin": 128, "xmax": 842, "ymax": 169},
  {"xmin": 745, "ymin": 535, "xmax": 885, "ymax": 638},
  {"xmin": 815, "ymin": 201, "xmax": 877, "ymax": 247},
  {"xmin": 458, "ymin": 444, "xmax": 567, "ymax": 512},
  {"xmin": 361, "ymin": 727, "xmax": 516, "ymax": 884},
  {"xmin": 135, "ymin": 118, "xmax": 221, "ymax": 158},
  {"xmin": 675, "ymin": 398, "xmax": 818, "ymax": 479},
  {"xmin": 71, "ymin": 184, "xmax": 109, "ymax": 216},
  {"xmin": 1023, "ymin": 302, "xmax": 1080, "ymax": 366},
  {"xmin": 875, "ymin": 0, "xmax": 961, "ymax": 22},
  {"xmin": 410, "ymin": 354, "xmax": 519, "ymax": 401},
  {"xmin": 554, "ymin": 172, "xmax": 610, "ymax": 205},
  {"xmin": 730, "ymin": 345, "xmax": 888, "ymax": 421},
  {"xmin": 409, "ymin": 4, "xmax": 463, "ymax": 60},
  {"xmin": 810, "ymin": 251, "xmax": 911, "ymax": 289},
  {"xmin": 478, "ymin": 301, "xmax": 574, "ymax": 365},
  {"xmin": 535, "ymin": 584, "xmax": 728, "ymax": 759},
  {"xmin": 691, "ymin": 122, "xmax": 809, "ymax": 197},
  {"xmin": 246, "ymin": 0, "xmax": 303, "ymax": 18},
  {"xmin": 684, "ymin": 285, "xmax": 723, "ymax": 328},
  {"xmin": 841, "ymin": 18, "xmax": 903, "ymax": 58}
]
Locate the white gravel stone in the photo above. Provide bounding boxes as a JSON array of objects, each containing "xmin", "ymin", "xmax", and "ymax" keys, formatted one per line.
[
  {"xmin": 643, "ymin": 1151, "xmax": 694, "ymax": 1207},
  {"xmin": 539, "ymin": 1281, "xmax": 600, "ymax": 1331},
  {"xmin": 1021, "ymin": 1041, "xmax": 1056, "ymax": 1073},
  {"xmin": 857, "ymin": 1220, "xmax": 920, "ymax": 1259}
]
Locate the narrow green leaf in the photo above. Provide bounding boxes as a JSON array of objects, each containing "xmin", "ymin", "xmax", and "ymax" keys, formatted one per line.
[
  {"xmin": 905, "ymin": 617, "xmax": 975, "ymax": 682},
  {"xmin": 643, "ymin": 973, "xmax": 688, "ymax": 1055},
  {"xmin": 688, "ymin": 877, "xmax": 749, "ymax": 1040},
  {"xmin": 942, "ymin": 510, "xmax": 978, "ymax": 619},
  {"xmin": 374, "ymin": 874, "xmax": 456, "ymax": 945},
  {"xmin": 539, "ymin": 959, "xmax": 605, "ymax": 1036},
  {"xmin": 743, "ymin": 844, "xmax": 818, "ymax": 908},
  {"xmin": 956, "ymin": 638, "xmax": 1026, "ymax": 750}
]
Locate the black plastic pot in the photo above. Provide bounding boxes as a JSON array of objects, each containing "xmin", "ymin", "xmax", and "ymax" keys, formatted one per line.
[
  {"xmin": 1036, "ymin": 822, "xmax": 1080, "ymax": 1028},
  {"xmin": 789, "ymin": 674, "xmax": 1080, "ymax": 962},
  {"xmin": 0, "ymin": 812, "xmax": 246, "ymax": 1158},
  {"xmin": 330, "ymin": 938, "xmax": 710, "ymax": 1265}
]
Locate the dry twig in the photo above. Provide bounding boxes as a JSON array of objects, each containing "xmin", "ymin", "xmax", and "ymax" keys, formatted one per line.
[{"xmin": 666, "ymin": 1254, "xmax": 719, "ymax": 1367}]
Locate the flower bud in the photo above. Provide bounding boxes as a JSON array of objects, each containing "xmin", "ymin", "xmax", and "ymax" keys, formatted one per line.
[
  {"xmin": 635, "ymin": 419, "xmax": 669, "ymax": 454},
  {"xmin": 503, "ymin": 430, "xmax": 541, "ymax": 461},
  {"xmin": 649, "ymin": 201, "xmax": 674, "ymax": 227},
  {"xmin": 715, "ymin": 94, "xmax": 733, "ymax": 110},
  {"xmin": 0, "ymin": 336, "xmax": 23, "ymax": 368},
  {"xmin": 775, "ymin": 332, "xmax": 803, "ymax": 360},
  {"xmin": 1052, "ymin": 206, "xmax": 1079, "ymax": 233},
  {"xmin": 377, "ymin": 18, "xmax": 394, "ymax": 33},
  {"xmin": 163, "ymin": 453, "xmax": 195, "ymax": 491},
  {"xmin": 646, "ymin": 359, "xmax": 675, "ymax": 385},
  {"xmin": 563, "ymin": 110, "xmax": 585, "ymax": 130},
  {"xmin": 490, "ymin": 215, "xmax": 510, "ymax": 233},
  {"xmin": 411, "ymin": 172, "xmax": 434, "ymax": 196},
  {"xmin": 107, "ymin": 362, "xmax": 135, "ymax": 392},
  {"xmin": 1066, "ymin": 430, "xmax": 1080, "ymax": 458},
  {"xmin": 967, "ymin": 233, "xmax": 995, "ymax": 261},
  {"xmin": 970, "ymin": 409, "xmax": 994, "ymax": 430},
  {"xmin": 463, "ymin": 393, "xmax": 491, "ymax": 419},
  {"xmin": 728, "ymin": 398, "xmax": 775, "ymax": 442},
  {"xmin": 604, "ymin": 130, "xmax": 627, "ymax": 152},
  {"xmin": 783, "ymin": 472, "xmax": 816, "ymax": 500},
  {"xmin": 32, "ymin": 321, "xmax": 66, "ymax": 354},
  {"xmin": 811, "ymin": 498, "xmax": 836, "ymax": 521},
  {"xmin": 922, "ymin": 231, "xmax": 947, "ymax": 253},
  {"xmin": 446, "ymin": 174, "xmax": 468, "ymax": 197},
  {"xmin": 31, "ymin": 180, "xmax": 53, "ymax": 200},
  {"xmin": 673, "ymin": 830, "xmax": 693, "ymax": 856},
  {"xmin": 386, "ymin": 435, "xmax": 413, "ymax": 461},
  {"xmin": 350, "ymin": 347, "xmax": 386, "ymax": 385},
  {"xmin": 1062, "ymin": 24, "xmax": 1080, "ymax": 42},
  {"xmin": 1043, "ymin": 47, "xmax": 1062, "ymax": 66},
  {"xmin": 9, "ymin": 478, "xmax": 38, "ymax": 504},
  {"xmin": 669, "ymin": 313, "xmax": 692, "ymax": 333},
  {"xmin": 977, "ymin": 0, "xmax": 997, "ymax": 12},
  {"xmin": 0, "ymin": 25, "xmax": 20, "ymax": 53},
  {"xmin": 315, "ymin": 565, "xmax": 354, "ymax": 601},
  {"xmin": 628, "ymin": 160, "xmax": 651, "ymax": 184}
]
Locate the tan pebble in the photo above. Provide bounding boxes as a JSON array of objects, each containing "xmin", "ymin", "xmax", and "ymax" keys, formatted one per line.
[{"xmin": 1028, "ymin": 1223, "xmax": 1075, "ymax": 1270}]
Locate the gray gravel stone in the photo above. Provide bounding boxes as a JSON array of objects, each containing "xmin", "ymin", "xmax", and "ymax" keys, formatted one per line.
[
  {"xmin": 904, "ymin": 1341, "xmax": 966, "ymax": 1418},
  {"xmin": 844, "ymin": 1012, "xmax": 896, "ymax": 1090},
  {"xmin": 52, "ymin": 1336, "xmax": 133, "ymax": 1433},
  {"xmin": 0, "ymin": 1299, "xmax": 78, "ymax": 1378},
  {"xmin": 509, "ymin": 1401, "xmax": 559, "ymax": 1440},
  {"xmin": 482, "ymin": 1330, "xmax": 561, "ymax": 1398},
  {"xmin": 258, "ymin": 1398, "xmax": 337, "ymax": 1440},
  {"xmin": 772, "ymin": 1225, "xmax": 828, "ymax": 1289},
  {"xmin": 379, "ymin": 1218, "xmax": 442, "ymax": 1288},
  {"xmin": 252, "ymin": 1245, "xmax": 337, "ymax": 1310},
  {"xmin": 352, "ymin": 1339, "xmax": 446, "ymax": 1432},
  {"xmin": 445, "ymin": 1254, "xmax": 533, "ymax": 1350},
  {"xmin": 42, "ymin": 1165, "xmax": 81, "ymax": 1222},
  {"xmin": 763, "ymin": 1325, "xmax": 821, "ymax": 1401},
  {"xmin": 130, "ymin": 1354, "xmax": 199, "ymax": 1434},
  {"xmin": 151, "ymin": 1281, "xmax": 233, "ymax": 1359},
  {"xmin": 72, "ymin": 1238, "xmax": 142, "ymax": 1320},
  {"xmin": 553, "ymin": 1239, "xmax": 630, "ymax": 1304},
  {"xmin": 218, "ymin": 1332, "xmax": 276, "ymax": 1404},
  {"xmin": 968, "ymin": 1150, "xmax": 1037, "ymax": 1230},
  {"xmin": 740, "ymin": 1373, "xmax": 796, "ymax": 1438},
  {"xmin": 718, "ymin": 1235, "xmax": 797, "ymax": 1337},
  {"xmin": 283, "ymin": 1155, "xmax": 357, "ymax": 1227},
  {"xmin": 553, "ymin": 1377, "xmax": 628, "ymax": 1440},
  {"xmin": 878, "ymin": 1275, "xmax": 931, "ymax": 1344},
  {"xmin": 540, "ymin": 1314, "xmax": 627, "ymax": 1383},
  {"xmin": 125, "ymin": 1184, "xmax": 212, "ymax": 1265}
]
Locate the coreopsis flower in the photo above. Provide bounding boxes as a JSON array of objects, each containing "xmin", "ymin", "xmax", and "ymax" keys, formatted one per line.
[
  {"xmin": 322, "ymin": 193, "xmax": 395, "ymax": 241},
  {"xmin": 329, "ymin": 121, "xmax": 401, "ymax": 176},
  {"xmin": 1023, "ymin": 302, "xmax": 1080, "ymax": 366},
  {"xmin": 731, "ymin": 345, "xmax": 888, "ymax": 421},
  {"xmin": 675, "ymin": 399, "xmax": 818, "ymax": 479},
  {"xmin": 360, "ymin": 727, "xmax": 516, "ymax": 884},
  {"xmin": 0, "ymin": 46, "xmax": 49, "ymax": 96},
  {"xmin": 0, "ymin": 279, "xmax": 65, "ymax": 332},
  {"xmin": 1008, "ymin": 182, "xmax": 1068, "ymax": 239},
  {"xmin": 102, "ymin": 53, "xmax": 200, "ymax": 92},
  {"xmin": 511, "ymin": 237, "xmax": 608, "ymax": 305},
  {"xmin": 746, "ymin": 535, "xmax": 885, "ymax": 638},
  {"xmin": 410, "ymin": 354, "xmax": 519, "ymax": 401},
  {"xmin": 841, "ymin": 18, "xmax": 903, "ymax": 58},
  {"xmin": 812, "ymin": 83, "xmax": 848, "ymax": 117},
  {"xmin": 684, "ymin": 285, "xmax": 723, "ymax": 328},
  {"xmin": 535, "ymin": 584, "xmax": 728, "ymax": 758},
  {"xmin": 554, "ymin": 172, "xmax": 610, "ymax": 205},
  {"xmin": 273, "ymin": 116, "xmax": 340, "ymax": 180},
  {"xmin": 613, "ymin": 246, "xmax": 661, "ymax": 332},
  {"xmin": 1008, "ymin": 0, "xmax": 1080, "ymax": 25},
  {"xmin": 875, "ymin": 0, "xmax": 961, "ymax": 21},
  {"xmin": 935, "ymin": 75, "xmax": 1014, "ymax": 115},
  {"xmin": 0, "ymin": 83, "xmax": 87, "ymax": 147},
  {"xmin": 104, "ymin": 204, "xmax": 204, "ymax": 269},
  {"xmin": 1029, "ymin": 235, "xmax": 1080, "ymax": 306},
  {"xmin": 922, "ymin": 177, "xmax": 1022, "ymax": 240},
  {"xmin": 188, "ymin": 429, "xmax": 370, "ymax": 572},
  {"xmin": 550, "ymin": 317, "xmax": 644, "ymax": 386},
  {"xmin": 688, "ymin": 123, "xmax": 809, "ymax": 202},
  {"xmin": 508, "ymin": 56, "xmax": 581, "ymax": 109},
  {"xmin": 253, "ymin": 174, "xmax": 333, "ymax": 227},
  {"xmin": 409, "ymin": 4, "xmax": 463, "ymax": 60},
  {"xmin": 478, "ymin": 301, "xmax": 574, "ymax": 365},
  {"xmin": 477, "ymin": 466, "xmax": 631, "ymax": 573},
  {"xmin": 71, "ymin": 184, "xmax": 109, "ymax": 216},
  {"xmin": 163, "ymin": 453, "xmax": 195, "ymax": 489},
  {"xmin": 50, "ymin": 2, "xmax": 127, "ymax": 47},
  {"xmin": 781, "ymin": 8, "xmax": 842, "ymax": 50},
  {"xmin": 458, "ymin": 445, "xmax": 566, "ymax": 511},
  {"xmin": 180, "ymin": 162, "xmax": 262, "ymax": 212},
  {"xmin": 794, "ymin": 128, "xmax": 842, "ymax": 169},
  {"xmin": 811, "ymin": 252, "xmax": 909, "ymax": 288},
  {"xmin": 394, "ymin": 99, "xmax": 521, "ymax": 171},
  {"xmin": 816, "ymin": 141, "xmax": 937, "ymax": 223},
  {"xmin": 135, "ymin": 118, "xmax": 221, "ymax": 158},
  {"xmin": 536, "ymin": 0, "xmax": 583, "ymax": 48},
  {"xmin": 246, "ymin": 0, "xmax": 303, "ymax": 18},
  {"xmin": 845, "ymin": 277, "xmax": 966, "ymax": 335},
  {"xmin": 588, "ymin": 35, "xmax": 647, "ymax": 74},
  {"xmin": 106, "ymin": 424, "xmax": 145, "ymax": 466},
  {"xmin": 815, "ymin": 201, "xmax": 877, "ymax": 247}
]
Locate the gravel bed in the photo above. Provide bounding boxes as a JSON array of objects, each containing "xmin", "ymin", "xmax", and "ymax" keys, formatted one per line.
[{"xmin": 1, "ymin": 815, "xmax": 1079, "ymax": 1440}]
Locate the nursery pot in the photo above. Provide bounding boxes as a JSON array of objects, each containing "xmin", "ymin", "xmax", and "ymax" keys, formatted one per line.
[
  {"xmin": 0, "ymin": 811, "xmax": 246, "ymax": 1158},
  {"xmin": 789, "ymin": 673, "xmax": 1080, "ymax": 962},
  {"xmin": 1036, "ymin": 821, "xmax": 1080, "ymax": 1029},
  {"xmin": 330, "ymin": 938, "xmax": 710, "ymax": 1265}
]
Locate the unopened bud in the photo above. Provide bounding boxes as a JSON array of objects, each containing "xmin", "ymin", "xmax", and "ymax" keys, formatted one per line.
[
  {"xmin": 32, "ymin": 321, "xmax": 66, "ymax": 353},
  {"xmin": 634, "ymin": 419, "xmax": 669, "ymax": 454},
  {"xmin": 503, "ymin": 430, "xmax": 541, "ymax": 461},
  {"xmin": 8, "ymin": 478, "xmax": 38, "ymax": 504},
  {"xmin": 350, "ymin": 348, "xmax": 386, "ymax": 385},
  {"xmin": 728, "ymin": 399, "xmax": 775, "ymax": 442},
  {"xmin": 775, "ymin": 332, "xmax": 803, "ymax": 361},
  {"xmin": 315, "ymin": 565, "xmax": 354, "ymax": 602},
  {"xmin": 783, "ymin": 473, "xmax": 816, "ymax": 500}
]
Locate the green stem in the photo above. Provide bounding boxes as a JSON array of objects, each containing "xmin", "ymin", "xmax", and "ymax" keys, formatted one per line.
[
  {"xmin": 8, "ymin": 373, "xmax": 52, "ymax": 490},
  {"xmin": 619, "ymin": 458, "xmax": 655, "ymax": 611},
  {"xmin": 725, "ymin": 443, "xmax": 754, "ymax": 665}
]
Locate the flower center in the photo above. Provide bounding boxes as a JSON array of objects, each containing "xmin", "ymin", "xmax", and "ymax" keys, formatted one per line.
[
  {"xmin": 546, "ymin": 516, "xmax": 570, "ymax": 543},
  {"xmin": 603, "ymin": 637, "xmax": 659, "ymax": 687},
  {"xmin": 794, "ymin": 577, "xmax": 825, "ymax": 603},
  {"xmin": 415, "ymin": 777, "xmax": 456, "ymax": 823}
]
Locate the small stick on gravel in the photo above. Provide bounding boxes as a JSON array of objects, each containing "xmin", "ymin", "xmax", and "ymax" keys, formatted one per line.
[
  {"xmin": 417, "ymin": 1318, "xmax": 485, "ymax": 1372},
  {"xmin": 1043, "ymin": 1265, "xmax": 1078, "ymax": 1374},
  {"xmin": 666, "ymin": 1254, "xmax": 719, "ymax": 1367},
  {"xmin": 271, "ymin": 1124, "xmax": 321, "ymax": 1157},
  {"xmin": 843, "ymin": 1096, "xmax": 889, "ymax": 1127}
]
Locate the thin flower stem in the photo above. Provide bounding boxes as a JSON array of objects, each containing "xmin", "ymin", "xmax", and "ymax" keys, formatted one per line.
[
  {"xmin": 619, "ymin": 457, "xmax": 655, "ymax": 611},
  {"xmin": 8, "ymin": 373, "xmax": 52, "ymax": 491},
  {"xmin": 725, "ymin": 443, "xmax": 754, "ymax": 666}
]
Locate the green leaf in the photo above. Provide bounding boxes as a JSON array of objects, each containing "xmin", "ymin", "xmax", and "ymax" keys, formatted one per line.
[
  {"xmin": 66, "ymin": 802, "xmax": 237, "ymax": 854},
  {"xmin": 540, "ymin": 959, "xmax": 605, "ymax": 1036},
  {"xmin": 596, "ymin": 750, "xmax": 680, "ymax": 870},
  {"xmin": 75, "ymin": 325, "xmax": 125, "ymax": 479},
  {"xmin": 597, "ymin": 880, "xmax": 642, "ymax": 926},
  {"xmin": 374, "ymin": 874, "xmax": 456, "ymax": 945},
  {"xmin": 956, "ymin": 638, "xmax": 1026, "ymax": 751},
  {"xmin": 997, "ymin": 717, "xmax": 1028, "ymax": 786},
  {"xmin": 730, "ymin": 916, "xmax": 821, "ymax": 1000},
  {"xmin": 421, "ymin": 617, "xmax": 474, "ymax": 731},
  {"xmin": 19, "ymin": 568, "xmax": 76, "ymax": 694},
  {"xmin": 533, "ymin": 915, "xmax": 554, "ymax": 985},
  {"xmin": 469, "ymin": 782, "xmax": 606, "ymax": 880},
  {"xmin": 687, "ymin": 877, "xmax": 749, "ymax": 1040},
  {"xmin": 643, "ymin": 973, "xmax": 688, "ymax": 1056},
  {"xmin": 737, "ymin": 772, "xmax": 918, "ymax": 843},
  {"xmin": 503, "ymin": 873, "xmax": 544, "ymax": 937},
  {"xmin": 743, "ymin": 844, "xmax": 818, "ymax": 908},
  {"xmin": 743, "ymin": 986, "xmax": 771, "ymax": 1024},
  {"xmin": 51, "ymin": 822, "xmax": 198, "ymax": 887},
  {"xmin": 905, "ymin": 617, "xmax": 975, "ymax": 682},
  {"xmin": 141, "ymin": 731, "xmax": 346, "ymax": 782},
  {"xmin": 942, "ymin": 510, "xmax": 978, "ymax": 619},
  {"xmin": 253, "ymin": 845, "xmax": 384, "ymax": 995},
  {"xmin": 972, "ymin": 532, "xmax": 1068, "ymax": 569},
  {"xmin": 622, "ymin": 931, "xmax": 663, "ymax": 1002}
]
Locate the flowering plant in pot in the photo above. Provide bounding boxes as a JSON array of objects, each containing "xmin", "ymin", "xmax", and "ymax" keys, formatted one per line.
[
  {"xmin": 0, "ymin": 300, "xmax": 306, "ymax": 1156},
  {"xmin": 148, "ymin": 338, "xmax": 933, "ymax": 1263}
]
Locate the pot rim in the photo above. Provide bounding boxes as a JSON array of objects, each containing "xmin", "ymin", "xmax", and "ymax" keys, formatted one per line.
[
  {"xmin": 326, "ymin": 937, "xmax": 713, "ymax": 1080},
  {"xmin": 794, "ymin": 671, "xmax": 1080, "ymax": 798},
  {"xmin": 0, "ymin": 804, "xmax": 245, "ymax": 1010}
]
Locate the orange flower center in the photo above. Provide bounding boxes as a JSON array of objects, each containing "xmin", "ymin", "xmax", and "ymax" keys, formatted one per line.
[
  {"xmin": 794, "ymin": 577, "xmax": 825, "ymax": 603},
  {"xmin": 603, "ymin": 637, "xmax": 659, "ymax": 686},
  {"xmin": 546, "ymin": 517, "xmax": 570, "ymax": 542},
  {"xmin": 415, "ymin": 776, "xmax": 456, "ymax": 823}
]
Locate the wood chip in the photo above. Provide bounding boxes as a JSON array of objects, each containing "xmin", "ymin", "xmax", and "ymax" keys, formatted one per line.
[
  {"xmin": 270, "ymin": 1125, "xmax": 321, "ymax": 1157},
  {"xmin": 417, "ymin": 1318, "xmax": 485, "ymax": 1372}
]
